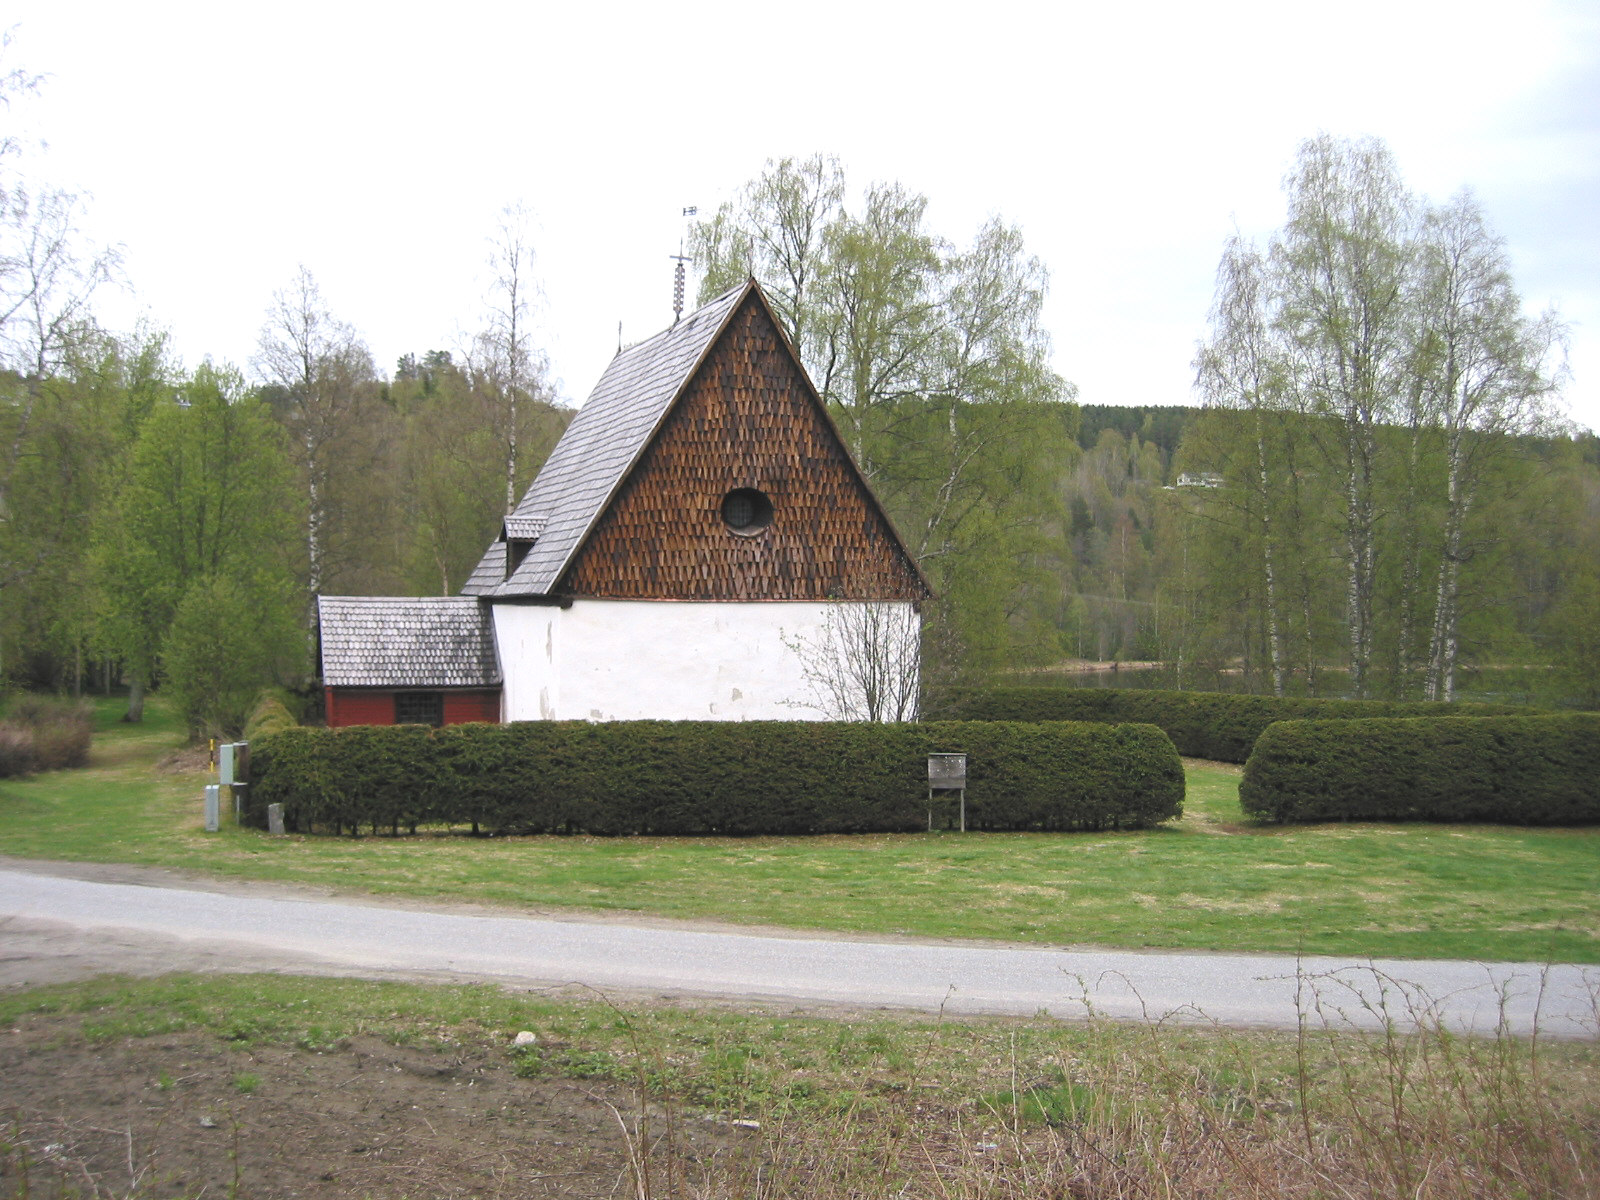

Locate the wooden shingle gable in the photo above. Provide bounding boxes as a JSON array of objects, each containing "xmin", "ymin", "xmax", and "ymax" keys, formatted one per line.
[
  {"xmin": 462, "ymin": 284, "xmax": 746, "ymax": 598},
  {"xmin": 561, "ymin": 289, "xmax": 928, "ymax": 601},
  {"xmin": 463, "ymin": 280, "xmax": 930, "ymax": 604}
]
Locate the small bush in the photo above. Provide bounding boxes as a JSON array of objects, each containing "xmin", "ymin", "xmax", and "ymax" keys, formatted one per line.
[
  {"xmin": 1239, "ymin": 714, "xmax": 1600, "ymax": 824},
  {"xmin": 243, "ymin": 689, "xmax": 300, "ymax": 743},
  {"xmin": 940, "ymin": 687, "xmax": 1532, "ymax": 763},
  {"xmin": 0, "ymin": 696, "xmax": 93, "ymax": 775},
  {"xmin": 0, "ymin": 724, "xmax": 35, "ymax": 777},
  {"xmin": 247, "ymin": 720, "xmax": 1185, "ymax": 837}
]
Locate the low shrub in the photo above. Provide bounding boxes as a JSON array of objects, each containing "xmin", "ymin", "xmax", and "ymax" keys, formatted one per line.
[
  {"xmin": 0, "ymin": 724, "xmax": 35, "ymax": 777},
  {"xmin": 247, "ymin": 719, "xmax": 1185, "ymax": 837},
  {"xmin": 1239, "ymin": 714, "xmax": 1600, "ymax": 824},
  {"xmin": 939, "ymin": 687, "xmax": 1531, "ymax": 763},
  {"xmin": 243, "ymin": 689, "xmax": 300, "ymax": 744},
  {"xmin": 0, "ymin": 696, "xmax": 94, "ymax": 776}
]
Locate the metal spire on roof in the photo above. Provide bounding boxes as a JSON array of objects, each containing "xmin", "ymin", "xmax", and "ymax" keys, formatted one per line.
[
  {"xmin": 672, "ymin": 205, "xmax": 698, "ymax": 325},
  {"xmin": 671, "ymin": 256, "xmax": 687, "ymax": 325}
]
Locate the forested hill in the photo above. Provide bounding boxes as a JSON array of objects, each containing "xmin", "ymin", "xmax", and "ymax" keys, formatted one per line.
[
  {"xmin": 1076, "ymin": 405, "xmax": 1201, "ymax": 456},
  {"xmin": 1078, "ymin": 404, "xmax": 1597, "ymax": 464}
]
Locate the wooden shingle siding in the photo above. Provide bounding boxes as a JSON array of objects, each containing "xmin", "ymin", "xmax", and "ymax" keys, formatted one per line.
[
  {"xmin": 463, "ymin": 285, "xmax": 747, "ymax": 598},
  {"xmin": 561, "ymin": 294, "xmax": 927, "ymax": 602}
]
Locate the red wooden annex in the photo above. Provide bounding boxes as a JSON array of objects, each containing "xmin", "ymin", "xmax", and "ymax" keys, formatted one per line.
[{"xmin": 317, "ymin": 596, "xmax": 501, "ymax": 728}]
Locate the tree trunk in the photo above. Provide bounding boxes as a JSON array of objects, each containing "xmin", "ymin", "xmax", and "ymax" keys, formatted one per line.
[
  {"xmin": 1390, "ymin": 419, "xmax": 1427, "ymax": 697},
  {"xmin": 305, "ymin": 432, "xmax": 324, "ymax": 598},
  {"xmin": 1424, "ymin": 432, "xmax": 1471, "ymax": 703},
  {"xmin": 1253, "ymin": 410, "xmax": 1287, "ymax": 697},
  {"xmin": 123, "ymin": 674, "xmax": 146, "ymax": 723},
  {"xmin": 1342, "ymin": 414, "xmax": 1378, "ymax": 698}
]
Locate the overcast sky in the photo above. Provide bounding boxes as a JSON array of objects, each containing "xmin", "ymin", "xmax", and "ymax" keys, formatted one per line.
[{"xmin": 8, "ymin": 0, "xmax": 1598, "ymax": 432}]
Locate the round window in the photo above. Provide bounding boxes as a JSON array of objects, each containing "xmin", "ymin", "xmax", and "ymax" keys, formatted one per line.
[{"xmin": 721, "ymin": 487, "xmax": 773, "ymax": 534}]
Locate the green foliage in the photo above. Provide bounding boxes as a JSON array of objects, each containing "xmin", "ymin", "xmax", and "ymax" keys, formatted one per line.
[
  {"xmin": 387, "ymin": 351, "xmax": 569, "ymax": 594},
  {"xmin": 248, "ymin": 720, "xmax": 1184, "ymax": 836},
  {"xmin": 1186, "ymin": 137, "xmax": 1566, "ymax": 703},
  {"xmin": 1076, "ymin": 405, "xmax": 1199, "ymax": 455},
  {"xmin": 941, "ymin": 686, "xmax": 1532, "ymax": 763},
  {"xmin": 693, "ymin": 156, "xmax": 1078, "ymax": 680},
  {"xmin": 96, "ymin": 363, "xmax": 306, "ymax": 726},
  {"xmin": 0, "ymin": 328, "xmax": 172, "ymax": 689},
  {"xmin": 1239, "ymin": 714, "xmax": 1600, "ymax": 824},
  {"xmin": 162, "ymin": 575, "xmax": 302, "ymax": 738},
  {"xmin": 242, "ymin": 689, "xmax": 300, "ymax": 743}
]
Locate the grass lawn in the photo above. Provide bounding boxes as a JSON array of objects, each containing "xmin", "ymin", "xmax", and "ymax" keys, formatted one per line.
[{"xmin": 1, "ymin": 695, "xmax": 1596, "ymax": 963}]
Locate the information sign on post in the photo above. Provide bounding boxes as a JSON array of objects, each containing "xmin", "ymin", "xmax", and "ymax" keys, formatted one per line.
[{"xmin": 927, "ymin": 752, "xmax": 968, "ymax": 832}]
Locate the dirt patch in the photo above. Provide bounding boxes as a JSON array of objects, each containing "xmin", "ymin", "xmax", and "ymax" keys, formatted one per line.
[
  {"xmin": 156, "ymin": 747, "xmax": 213, "ymax": 774},
  {"xmin": 0, "ymin": 1017, "xmax": 756, "ymax": 1199}
]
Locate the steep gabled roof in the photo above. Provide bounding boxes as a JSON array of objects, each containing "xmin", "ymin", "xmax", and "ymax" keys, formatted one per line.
[
  {"xmin": 318, "ymin": 596, "xmax": 500, "ymax": 687},
  {"xmin": 463, "ymin": 282, "xmax": 748, "ymax": 598}
]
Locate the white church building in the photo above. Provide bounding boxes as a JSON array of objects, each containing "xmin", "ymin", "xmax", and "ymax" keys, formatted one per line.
[{"xmin": 317, "ymin": 280, "xmax": 931, "ymax": 726}]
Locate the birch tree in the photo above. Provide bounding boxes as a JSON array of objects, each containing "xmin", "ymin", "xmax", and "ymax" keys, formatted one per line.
[
  {"xmin": 1271, "ymin": 135, "xmax": 1416, "ymax": 698},
  {"xmin": 253, "ymin": 267, "xmax": 375, "ymax": 600},
  {"xmin": 1413, "ymin": 192, "xmax": 1564, "ymax": 700},
  {"xmin": 694, "ymin": 154, "xmax": 844, "ymax": 358},
  {"xmin": 811, "ymin": 182, "xmax": 945, "ymax": 470},
  {"xmin": 467, "ymin": 203, "xmax": 556, "ymax": 514},
  {"xmin": 1190, "ymin": 136, "xmax": 1565, "ymax": 699},
  {"xmin": 693, "ymin": 158, "xmax": 1073, "ymax": 679},
  {"xmin": 1195, "ymin": 237, "xmax": 1291, "ymax": 695},
  {"xmin": 0, "ymin": 44, "xmax": 120, "ymax": 678}
]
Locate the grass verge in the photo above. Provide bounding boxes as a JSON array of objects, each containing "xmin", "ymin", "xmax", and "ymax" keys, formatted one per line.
[
  {"xmin": 2, "ymin": 972, "xmax": 1597, "ymax": 1199},
  {"xmin": 1, "ymin": 697, "xmax": 1597, "ymax": 962}
]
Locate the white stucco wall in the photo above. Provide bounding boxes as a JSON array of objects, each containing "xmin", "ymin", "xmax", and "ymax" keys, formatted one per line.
[
  {"xmin": 491, "ymin": 599, "xmax": 919, "ymax": 722},
  {"xmin": 491, "ymin": 604, "xmax": 563, "ymax": 721}
]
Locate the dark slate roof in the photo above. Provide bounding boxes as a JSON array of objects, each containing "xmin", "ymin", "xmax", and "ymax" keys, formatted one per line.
[
  {"xmin": 318, "ymin": 596, "xmax": 500, "ymax": 687},
  {"xmin": 462, "ymin": 281, "xmax": 750, "ymax": 597}
]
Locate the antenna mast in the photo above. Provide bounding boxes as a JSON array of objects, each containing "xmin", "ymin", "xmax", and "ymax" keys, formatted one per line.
[{"xmin": 672, "ymin": 205, "xmax": 697, "ymax": 325}]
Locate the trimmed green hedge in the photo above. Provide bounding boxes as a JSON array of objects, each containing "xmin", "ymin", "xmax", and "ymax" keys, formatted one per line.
[
  {"xmin": 939, "ymin": 687, "xmax": 1531, "ymax": 763},
  {"xmin": 1239, "ymin": 714, "xmax": 1600, "ymax": 825},
  {"xmin": 242, "ymin": 689, "xmax": 300, "ymax": 743},
  {"xmin": 246, "ymin": 720, "xmax": 1184, "ymax": 836}
]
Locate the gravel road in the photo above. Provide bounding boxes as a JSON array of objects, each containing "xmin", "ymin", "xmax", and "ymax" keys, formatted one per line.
[{"xmin": 2, "ymin": 858, "xmax": 1594, "ymax": 1037}]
